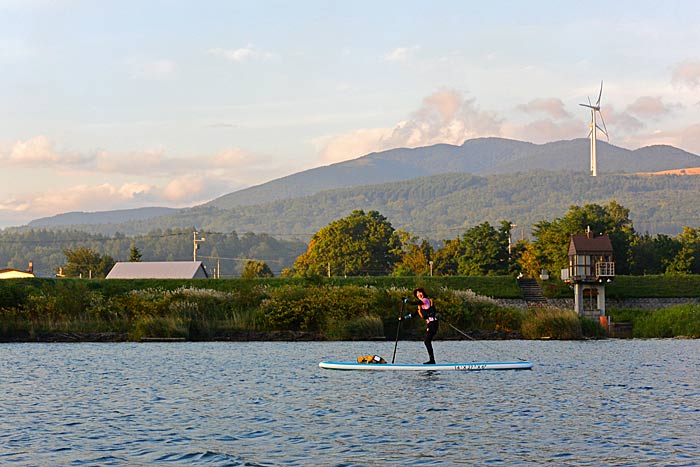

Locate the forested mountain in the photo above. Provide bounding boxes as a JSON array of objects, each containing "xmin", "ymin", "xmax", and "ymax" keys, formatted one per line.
[
  {"xmin": 28, "ymin": 207, "xmax": 178, "ymax": 228},
  {"xmin": 205, "ymin": 138, "xmax": 700, "ymax": 209},
  {"xmin": 19, "ymin": 138, "xmax": 700, "ymax": 232},
  {"xmin": 12, "ymin": 171, "xmax": 700, "ymax": 242}
]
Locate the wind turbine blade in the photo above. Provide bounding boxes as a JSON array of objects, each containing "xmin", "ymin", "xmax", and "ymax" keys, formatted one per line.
[
  {"xmin": 596, "ymin": 81, "xmax": 603, "ymax": 106},
  {"xmin": 597, "ymin": 110, "xmax": 609, "ymax": 140},
  {"xmin": 579, "ymin": 103, "xmax": 596, "ymax": 109}
]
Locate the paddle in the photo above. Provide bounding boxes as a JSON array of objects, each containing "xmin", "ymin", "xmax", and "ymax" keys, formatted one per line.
[{"xmin": 391, "ymin": 299, "xmax": 405, "ymax": 363}]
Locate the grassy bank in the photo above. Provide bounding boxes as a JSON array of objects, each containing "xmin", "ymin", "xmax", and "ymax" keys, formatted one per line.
[
  {"xmin": 2, "ymin": 275, "xmax": 699, "ymax": 341},
  {"xmin": 542, "ymin": 274, "xmax": 700, "ymax": 299},
  {"xmin": 608, "ymin": 304, "xmax": 700, "ymax": 338},
  {"xmin": 0, "ymin": 276, "xmax": 600, "ymax": 341}
]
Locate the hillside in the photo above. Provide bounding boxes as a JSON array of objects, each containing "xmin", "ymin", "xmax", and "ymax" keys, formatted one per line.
[
  {"xmin": 205, "ymin": 138, "xmax": 700, "ymax": 209},
  {"xmin": 27, "ymin": 207, "xmax": 178, "ymax": 228},
  {"xmin": 15, "ymin": 137, "xmax": 700, "ymax": 238},
  {"xmin": 17, "ymin": 171, "xmax": 700, "ymax": 240}
]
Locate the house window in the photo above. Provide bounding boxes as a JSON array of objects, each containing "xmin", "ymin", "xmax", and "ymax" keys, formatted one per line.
[{"xmin": 571, "ymin": 254, "xmax": 591, "ymax": 278}]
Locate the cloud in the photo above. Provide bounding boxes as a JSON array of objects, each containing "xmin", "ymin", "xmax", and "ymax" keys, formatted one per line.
[
  {"xmin": 516, "ymin": 98, "xmax": 571, "ymax": 119},
  {"xmin": 313, "ymin": 128, "xmax": 394, "ymax": 163},
  {"xmin": 6, "ymin": 135, "xmax": 59, "ymax": 163},
  {"xmin": 672, "ymin": 59, "xmax": 700, "ymax": 89},
  {"xmin": 208, "ymin": 44, "xmax": 270, "ymax": 62},
  {"xmin": 210, "ymin": 148, "xmax": 250, "ymax": 167},
  {"xmin": 0, "ymin": 177, "xmax": 226, "ymax": 224},
  {"xmin": 1, "ymin": 135, "xmax": 279, "ymax": 190},
  {"xmin": 95, "ymin": 149, "xmax": 165, "ymax": 174},
  {"xmin": 316, "ymin": 89, "xmax": 502, "ymax": 162},
  {"xmin": 625, "ymin": 96, "xmax": 675, "ymax": 118},
  {"xmin": 630, "ymin": 124, "xmax": 700, "ymax": 155},
  {"xmin": 504, "ymin": 119, "xmax": 585, "ymax": 144},
  {"xmin": 0, "ymin": 135, "xmax": 277, "ymax": 225},
  {"xmin": 384, "ymin": 46, "xmax": 419, "ymax": 62},
  {"xmin": 160, "ymin": 176, "xmax": 206, "ymax": 202},
  {"xmin": 26, "ymin": 183, "xmax": 156, "ymax": 215}
]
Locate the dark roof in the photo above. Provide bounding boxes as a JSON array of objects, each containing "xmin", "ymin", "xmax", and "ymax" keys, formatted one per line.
[
  {"xmin": 568, "ymin": 234, "xmax": 613, "ymax": 255},
  {"xmin": 106, "ymin": 261, "xmax": 208, "ymax": 279}
]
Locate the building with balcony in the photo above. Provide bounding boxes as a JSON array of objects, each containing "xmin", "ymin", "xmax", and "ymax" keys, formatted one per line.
[{"xmin": 561, "ymin": 231, "xmax": 615, "ymax": 316}]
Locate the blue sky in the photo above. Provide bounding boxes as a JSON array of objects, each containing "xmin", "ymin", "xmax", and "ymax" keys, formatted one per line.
[{"xmin": 1, "ymin": 0, "xmax": 699, "ymax": 227}]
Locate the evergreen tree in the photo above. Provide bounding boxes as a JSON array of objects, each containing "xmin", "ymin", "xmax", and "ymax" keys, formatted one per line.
[{"xmin": 129, "ymin": 245, "xmax": 142, "ymax": 262}]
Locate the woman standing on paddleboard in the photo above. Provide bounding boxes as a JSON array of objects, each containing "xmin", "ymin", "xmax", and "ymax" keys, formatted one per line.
[{"xmin": 400, "ymin": 287, "xmax": 438, "ymax": 364}]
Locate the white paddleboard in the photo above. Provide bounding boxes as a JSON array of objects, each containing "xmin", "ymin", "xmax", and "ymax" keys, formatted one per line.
[{"xmin": 319, "ymin": 361, "xmax": 533, "ymax": 371}]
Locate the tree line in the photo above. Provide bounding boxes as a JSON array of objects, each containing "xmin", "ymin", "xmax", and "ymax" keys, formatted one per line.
[
  {"xmin": 0, "ymin": 228, "xmax": 306, "ymax": 278},
  {"xmin": 289, "ymin": 203, "xmax": 700, "ymax": 278},
  {"xmin": 3, "ymin": 201, "xmax": 700, "ymax": 279}
]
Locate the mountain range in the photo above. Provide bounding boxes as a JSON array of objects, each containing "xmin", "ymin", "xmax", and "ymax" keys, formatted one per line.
[{"xmin": 20, "ymin": 137, "xmax": 700, "ymax": 239}]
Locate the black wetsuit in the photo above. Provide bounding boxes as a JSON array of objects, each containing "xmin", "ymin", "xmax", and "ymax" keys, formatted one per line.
[{"xmin": 407, "ymin": 298, "xmax": 439, "ymax": 363}]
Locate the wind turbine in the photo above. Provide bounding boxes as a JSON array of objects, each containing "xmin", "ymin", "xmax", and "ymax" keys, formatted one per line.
[{"xmin": 580, "ymin": 81, "xmax": 609, "ymax": 177}]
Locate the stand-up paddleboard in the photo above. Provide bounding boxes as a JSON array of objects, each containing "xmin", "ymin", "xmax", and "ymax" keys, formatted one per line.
[{"xmin": 319, "ymin": 361, "xmax": 533, "ymax": 371}]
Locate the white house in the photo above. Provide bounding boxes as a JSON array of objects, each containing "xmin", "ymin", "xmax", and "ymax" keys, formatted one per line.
[
  {"xmin": 106, "ymin": 261, "xmax": 209, "ymax": 279},
  {"xmin": 0, "ymin": 262, "xmax": 35, "ymax": 280}
]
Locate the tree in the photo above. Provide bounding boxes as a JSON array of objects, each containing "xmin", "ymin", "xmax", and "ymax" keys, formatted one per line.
[
  {"xmin": 62, "ymin": 247, "xmax": 115, "ymax": 278},
  {"xmin": 674, "ymin": 226, "xmax": 700, "ymax": 274},
  {"xmin": 629, "ymin": 233, "xmax": 680, "ymax": 275},
  {"xmin": 432, "ymin": 237, "xmax": 462, "ymax": 276},
  {"xmin": 392, "ymin": 230, "xmax": 433, "ymax": 276},
  {"xmin": 457, "ymin": 221, "xmax": 511, "ymax": 276},
  {"xmin": 241, "ymin": 260, "xmax": 274, "ymax": 279},
  {"xmin": 529, "ymin": 202, "xmax": 636, "ymax": 275},
  {"xmin": 129, "ymin": 245, "xmax": 142, "ymax": 262},
  {"xmin": 430, "ymin": 221, "xmax": 513, "ymax": 276},
  {"xmin": 293, "ymin": 210, "xmax": 401, "ymax": 276},
  {"xmin": 665, "ymin": 246, "xmax": 694, "ymax": 274}
]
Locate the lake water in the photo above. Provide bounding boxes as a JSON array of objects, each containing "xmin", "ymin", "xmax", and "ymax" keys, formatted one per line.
[{"xmin": 1, "ymin": 339, "xmax": 699, "ymax": 466}]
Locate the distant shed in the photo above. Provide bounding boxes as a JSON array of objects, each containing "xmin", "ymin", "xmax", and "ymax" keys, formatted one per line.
[
  {"xmin": 0, "ymin": 262, "xmax": 36, "ymax": 280},
  {"xmin": 0, "ymin": 268, "xmax": 35, "ymax": 279},
  {"xmin": 106, "ymin": 261, "xmax": 208, "ymax": 279}
]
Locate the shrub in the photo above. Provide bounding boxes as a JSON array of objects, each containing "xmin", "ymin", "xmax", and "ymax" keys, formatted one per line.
[
  {"xmin": 632, "ymin": 304, "xmax": 700, "ymax": 338},
  {"xmin": 326, "ymin": 314, "xmax": 384, "ymax": 340},
  {"xmin": 580, "ymin": 316, "xmax": 607, "ymax": 338},
  {"xmin": 521, "ymin": 306, "xmax": 583, "ymax": 340},
  {"xmin": 130, "ymin": 316, "xmax": 188, "ymax": 340},
  {"xmin": 259, "ymin": 286, "xmax": 323, "ymax": 332}
]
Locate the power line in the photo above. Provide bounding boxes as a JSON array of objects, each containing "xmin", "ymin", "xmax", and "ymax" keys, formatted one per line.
[{"xmin": 198, "ymin": 255, "xmax": 285, "ymax": 263}]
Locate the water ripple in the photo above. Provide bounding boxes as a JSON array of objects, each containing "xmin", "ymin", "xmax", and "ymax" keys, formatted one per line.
[{"xmin": 1, "ymin": 340, "xmax": 699, "ymax": 466}]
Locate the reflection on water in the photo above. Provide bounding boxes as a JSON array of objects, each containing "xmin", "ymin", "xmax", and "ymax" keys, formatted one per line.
[{"xmin": 1, "ymin": 340, "xmax": 699, "ymax": 466}]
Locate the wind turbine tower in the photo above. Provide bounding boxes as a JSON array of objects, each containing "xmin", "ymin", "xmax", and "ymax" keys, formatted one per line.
[{"xmin": 580, "ymin": 81, "xmax": 609, "ymax": 177}]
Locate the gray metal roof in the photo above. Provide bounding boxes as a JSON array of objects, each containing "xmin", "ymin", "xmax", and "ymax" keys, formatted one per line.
[{"xmin": 106, "ymin": 261, "xmax": 208, "ymax": 279}]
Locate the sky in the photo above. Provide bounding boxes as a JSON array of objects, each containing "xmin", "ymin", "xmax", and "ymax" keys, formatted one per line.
[{"xmin": 1, "ymin": 0, "xmax": 699, "ymax": 228}]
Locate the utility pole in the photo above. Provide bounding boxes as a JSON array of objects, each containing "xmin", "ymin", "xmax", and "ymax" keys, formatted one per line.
[{"xmin": 193, "ymin": 231, "xmax": 206, "ymax": 261}]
